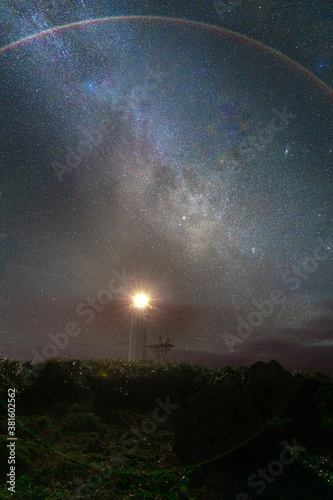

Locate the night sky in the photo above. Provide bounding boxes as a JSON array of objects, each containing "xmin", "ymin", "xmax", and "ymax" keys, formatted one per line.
[{"xmin": 0, "ymin": 1, "xmax": 332, "ymax": 373}]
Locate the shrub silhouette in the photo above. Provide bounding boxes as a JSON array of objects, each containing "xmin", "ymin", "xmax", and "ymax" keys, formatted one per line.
[
  {"xmin": 172, "ymin": 360, "xmax": 296, "ymax": 465},
  {"xmin": 0, "ymin": 358, "xmax": 332, "ymax": 498}
]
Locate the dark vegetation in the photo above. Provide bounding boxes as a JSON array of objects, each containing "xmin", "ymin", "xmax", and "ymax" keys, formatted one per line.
[{"xmin": 0, "ymin": 357, "xmax": 332, "ymax": 499}]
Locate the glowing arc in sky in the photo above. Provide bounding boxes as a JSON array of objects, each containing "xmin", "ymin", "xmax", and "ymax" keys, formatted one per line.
[{"xmin": 0, "ymin": 16, "xmax": 332, "ymax": 98}]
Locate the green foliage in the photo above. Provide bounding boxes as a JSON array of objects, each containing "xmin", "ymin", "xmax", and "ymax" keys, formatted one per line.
[
  {"xmin": 0, "ymin": 358, "xmax": 23, "ymax": 390},
  {"xmin": 61, "ymin": 412, "xmax": 104, "ymax": 433},
  {"xmin": 301, "ymin": 453, "xmax": 333, "ymax": 487},
  {"xmin": 0, "ymin": 358, "xmax": 332, "ymax": 498}
]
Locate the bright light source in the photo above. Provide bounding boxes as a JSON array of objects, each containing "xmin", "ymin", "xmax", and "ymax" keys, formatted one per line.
[{"xmin": 133, "ymin": 294, "xmax": 149, "ymax": 308}]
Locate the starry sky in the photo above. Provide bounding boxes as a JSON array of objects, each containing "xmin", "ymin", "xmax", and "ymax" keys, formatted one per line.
[{"xmin": 0, "ymin": 1, "xmax": 332, "ymax": 372}]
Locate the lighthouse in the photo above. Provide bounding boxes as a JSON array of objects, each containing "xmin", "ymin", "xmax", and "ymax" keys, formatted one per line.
[{"xmin": 128, "ymin": 294, "xmax": 150, "ymax": 361}]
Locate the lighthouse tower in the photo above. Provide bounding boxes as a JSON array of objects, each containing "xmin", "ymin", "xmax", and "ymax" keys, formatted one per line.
[{"xmin": 128, "ymin": 294, "xmax": 150, "ymax": 361}]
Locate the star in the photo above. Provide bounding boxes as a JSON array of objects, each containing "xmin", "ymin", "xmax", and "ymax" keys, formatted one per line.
[{"xmin": 0, "ymin": 13, "xmax": 331, "ymax": 370}]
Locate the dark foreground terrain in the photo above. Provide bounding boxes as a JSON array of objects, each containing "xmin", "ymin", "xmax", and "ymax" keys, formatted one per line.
[{"xmin": 0, "ymin": 358, "xmax": 332, "ymax": 499}]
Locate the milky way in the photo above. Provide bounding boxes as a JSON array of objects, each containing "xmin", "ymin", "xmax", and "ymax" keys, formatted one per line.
[{"xmin": 0, "ymin": 17, "xmax": 332, "ymax": 358}]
